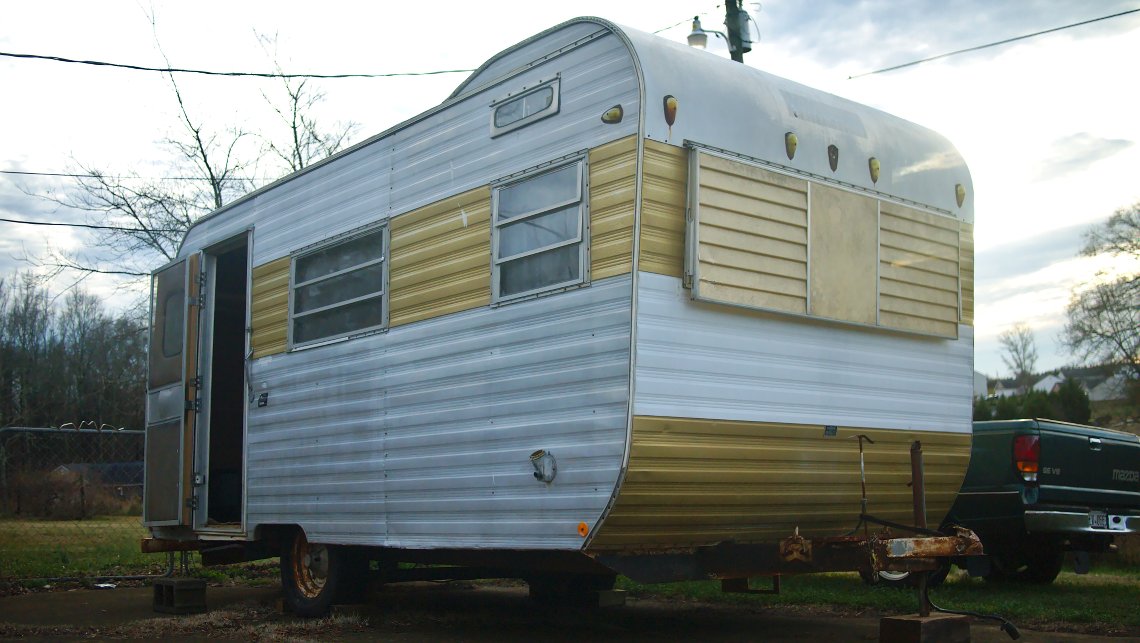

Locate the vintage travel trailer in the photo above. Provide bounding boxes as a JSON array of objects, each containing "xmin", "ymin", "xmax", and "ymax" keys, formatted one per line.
[{"xmin": 143, "ymin": 17, "xmax": 977, "ymax": 614}]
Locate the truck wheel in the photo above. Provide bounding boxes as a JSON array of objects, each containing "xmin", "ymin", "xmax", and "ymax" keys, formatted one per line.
[
  {"xmin": 858, "ymin": 562, "xmax": 950, "ymax": 588},
  {"xmin": 280, "ymin": 530, "xmax": 367, "ymax": 617},
  {"xmin": 987, "ymin": 541, "xmax": 1064, "ymax": 584}
]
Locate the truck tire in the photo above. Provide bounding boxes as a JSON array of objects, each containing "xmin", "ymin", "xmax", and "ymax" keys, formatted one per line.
[
  {"xmin": 280, "ymin": 529, "xmax": 368, "ymax": 617},
  {"xmin": 987, "ymin": 540, "xmax": 1064, "ymax": 585},
  {"xmin": 858, "ymin": 562, "xmax": 950, "ymax": 588}
]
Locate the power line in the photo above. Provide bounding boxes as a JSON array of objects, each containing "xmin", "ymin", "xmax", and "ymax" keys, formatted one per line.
[
  {"xmin": 0, "ymin": 217, "xmax": 182, "ymax": 233},
  {"xmin": 849, "ymin": 8, "xmax": 1140, "ymax": 79},
  {"xmin": 0, "ymin": 51, "xmax": 475, "ymax": 79},
  {"xmin": 654, "ymin": 6, "xmax": 723, "ymax": 34}
]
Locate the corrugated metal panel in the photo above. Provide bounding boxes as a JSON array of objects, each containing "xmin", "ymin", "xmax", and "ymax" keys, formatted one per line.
[
  {"xmin": 878, "ymin": 202, "xmax": 961, "ymax": 338},
  {"xmin": 249, "ymin": 258, "xmax": 290, "ymax": 358},
  {"xmin": 692, "ymin": 152, "xmax": 808, "ymax": 314},
  {"xmin": 178, "ymin": 30, "xmax": 639, "ymax": 268},
  {"xmin": 389, "ymin": 187, "xmax": 491, "ymax": 327},
  {"xmin": 633, "ymin": 272, "xmax": 974, "ymax": 434},
  {"xmin": 638, "ymin": 140, "xmax": 686, "ymax": 277},
  {"xmin": 589, "ymin": 416, "xmax": 970, "ymax": 550},
  {"xmin": 959, "ymin": 222, "xmax": 974, "ymax": 325},
  {"xmin": 589, "ymin": 135, "xmax": 636, "ymax": 280},
  {"xmin": 244, "ymin": 275, "xmax": 632, "ymax": 549}
]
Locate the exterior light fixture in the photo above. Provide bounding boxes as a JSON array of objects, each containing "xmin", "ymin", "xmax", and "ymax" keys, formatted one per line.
[
  {"xmin": 868, "ymin": 157, "xmax": 880, "ymax": 183},
  {"xmin": 687, "ymin": 16, "xmax": 730, "ymax": 51}
]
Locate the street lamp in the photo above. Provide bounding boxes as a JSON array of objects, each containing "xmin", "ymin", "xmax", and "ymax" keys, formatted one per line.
[
  {"xmin": 686, "ymin": 16, "xmax": 726, "ymax": 50},
  {"xmin": 685, "ymin": 2, "xmax": 758, "ymax": 64}
]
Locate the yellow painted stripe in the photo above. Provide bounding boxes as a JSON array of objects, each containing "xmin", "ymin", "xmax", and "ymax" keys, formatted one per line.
[
  {"xmin": 589, "ymin": 136, "xmax": 636, "ymax": 280},
  {"xmin": 249, "ymin": 257, "xmax": 290, "ymax": 358},
  {"xmin": 959, "ymin": 222, "xmax": 974, "ymax": 325},
  {"xmin": 588, "ymin": 416, "xmax": 970, "ymax": 551},
  {"xmin": 389, "ymin": 187, "xmax": 491, "ymax": 327},
  {"xmin": 639, "ymin": 140, "xmax": 687, "ymax": 277}
]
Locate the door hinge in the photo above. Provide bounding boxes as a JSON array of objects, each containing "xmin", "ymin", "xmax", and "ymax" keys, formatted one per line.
[
  {"xmin": 185, "ymin": 399, "xmax": 201, "ymax": 412},
  {"xmin": 185, "ymin": 495, "xmax": 199, "ymax": 510}
]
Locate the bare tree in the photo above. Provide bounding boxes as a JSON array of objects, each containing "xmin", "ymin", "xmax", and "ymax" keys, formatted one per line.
[
  {"xmin": 999, "ymin": 323, "xmax": 1038, "ymax": 392},
  {"xmin": 257, "ymin": 32, "xmax": 359, "ymax": 173},
  {"xmin": 27, "ymin": 24, "xmax": 357, "ymax": 283},
  {"xmin": 1062, "ymin": 203, "xmax": 1139, "ymax": 379}
]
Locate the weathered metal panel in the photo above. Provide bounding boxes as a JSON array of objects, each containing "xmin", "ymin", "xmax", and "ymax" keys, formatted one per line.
[
  {"xmin": 389, "ymin": 187, "xmax": 491, "ymax": 327},
  {"xmin": 809, "ymin": 183, "xmax": 877, "ymax": 324},
  {"xmin": 249, "ymin": 257, "xmax": 289, "ymax": 358},
  {"xmin": 959, "ymin": 222, "xmax": 974, "ymax": 326},
  {"xmin": 244, "ymin": 275, "xmax": 632, "ymax": 549},
  {"xmin": 589, "ymin": 416, "xmax": 970, "ymax": 550},
  {"xmin": 633, "ymin": 272, "xmax": 974, "ymax": 434},
  {"xmin": 589, "ymin": 136, "xmax": 636, "ymax": 280},
  {"xmin": 621, "ymin": 27, "xmax": 973, "ymax": 221},
  {"xmin": 178, "ymin": 29, "xmax": 639, "ymax": 269},
  {"xmin": 639, "ymin": 140, "xmax": 687, "ymax": 277},
  {"xmin": 878, "ymin": 202, "xmax": 961, "ymax": 338},
  {"xmin": 692, "ymin": 153, "xmax": 808, "ymax": 315}
]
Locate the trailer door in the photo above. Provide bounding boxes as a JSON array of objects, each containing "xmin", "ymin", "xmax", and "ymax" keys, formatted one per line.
[{"xmin": 143, "ymin": 254, "xmax": 202, "ymax": 526}]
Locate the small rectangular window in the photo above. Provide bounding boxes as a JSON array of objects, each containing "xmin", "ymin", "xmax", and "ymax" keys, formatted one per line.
[
  {"xmin": 290, "ymin": 226, "xmax": 387, "ymax": 347},
  {"xmin": 490, "ymin": 77, "xmax": 560, "ymax": 137},
  {"xmin": 493, "ymin": 159, "xmax": 586, "ymax": 301}
]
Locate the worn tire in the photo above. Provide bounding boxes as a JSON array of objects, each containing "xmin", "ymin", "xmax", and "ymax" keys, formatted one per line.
[
  {"xmin": 280, "ymin": 529, "xmax": 368, "ymax": 617},
  {"xmin": 987, "ymin": 541, "xmax": 1064, "ymax": 585}
]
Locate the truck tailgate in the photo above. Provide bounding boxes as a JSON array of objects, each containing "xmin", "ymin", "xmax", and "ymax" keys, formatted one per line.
[{"xmin": 1036, "ymin": 421, "xmax": 1140, "ymax": 509}]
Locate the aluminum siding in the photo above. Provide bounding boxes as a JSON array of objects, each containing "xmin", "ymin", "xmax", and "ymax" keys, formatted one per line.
[
  {"xmin": 639, "ymin": 140, "xmax": 686, "ymax": 277},
  {"xmin": 178, "ymin": 30, "xmax": 639, "ymax": 268},
  {"xmin": 588, "ymin": 136, "xmax": 637, "ymax": 280},
  {"xmin": 959, "ymin": 222, "xmax": 974, "ymax": 325},
  {"xmin": 245, "ymin": 275, "xmax": 632, "ymax": 548},
  {"xmin": 249, "ymin": 257, "xmax": 290, "ymax": 358},
  {"xmin": 632, "ymin": 272, "xmax": 974, "ymax": 434}
]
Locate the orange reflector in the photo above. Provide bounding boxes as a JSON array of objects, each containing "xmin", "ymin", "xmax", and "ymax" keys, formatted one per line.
[{"xmin": 577, "ymin": 522, "xmax": 589, "ymax": 537}]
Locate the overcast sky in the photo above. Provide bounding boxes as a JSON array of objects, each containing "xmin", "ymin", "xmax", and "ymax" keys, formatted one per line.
[{"xmin": 2, "ymin": 1, "xmax": 1139, "ymax": 378}]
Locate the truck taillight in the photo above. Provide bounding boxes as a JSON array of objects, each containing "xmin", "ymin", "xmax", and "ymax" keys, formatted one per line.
[{"xmin": 1013, "ymin": 434, "xmax": 1040, "ymax": 483}]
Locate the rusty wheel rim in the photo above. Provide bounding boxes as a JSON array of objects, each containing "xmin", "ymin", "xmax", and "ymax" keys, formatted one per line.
[{"xmin": 290, "ymin": 533, "xmax": 329, "ymax": 599}]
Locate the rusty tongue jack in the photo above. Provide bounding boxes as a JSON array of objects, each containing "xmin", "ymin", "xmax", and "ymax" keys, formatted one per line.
[{"xmin": 870, "ymin": 441, "xmax": 1021, "ymax": 641}]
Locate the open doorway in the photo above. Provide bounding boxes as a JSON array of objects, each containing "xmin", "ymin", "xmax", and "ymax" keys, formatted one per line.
[{"xmin": 201, "ymin": 237, "xmax": 248, "ymax": 526}]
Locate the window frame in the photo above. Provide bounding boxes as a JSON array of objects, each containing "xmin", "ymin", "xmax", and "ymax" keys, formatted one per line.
[
  {"xmin": 489, "ymin": 76, "xmax": 560, "ymax": 138},
  {"xmin": 491, "ymin": 156, "xmax": 589, "ymax": 303},
  {"xmin": 288, "ymin": 223, "xmax": 389, "ymax": 350}
]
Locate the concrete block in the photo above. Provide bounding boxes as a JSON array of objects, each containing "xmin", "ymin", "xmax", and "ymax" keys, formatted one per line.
[
  {"xmin": 880, "ymin": 613, "xmax": 969, "ymax": 643},
  {"xmin": 152, "ymin": 577, "xmax": 207, "ymax": 615}
]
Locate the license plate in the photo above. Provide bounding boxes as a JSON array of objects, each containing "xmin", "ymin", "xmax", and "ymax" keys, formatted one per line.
[{"xmin": 1089, "ymin": 510, "xmax": 1108, "ymax": 529}]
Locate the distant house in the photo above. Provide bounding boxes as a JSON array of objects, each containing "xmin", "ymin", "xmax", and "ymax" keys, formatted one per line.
[
  {"xmin": 1089, "ymin": 372, "xmax": 1133, "ymax": 402},
  {"xmin": 52, "ymin": 462, "xmax": 144, "ymax": 497},
  {"xmin": 1032, "ymin": 373, "xmax": 1067, "ymax": 394},
  {"xmin": 992, "ymin": 378, "xmax": 1023, "ymax": 398}
]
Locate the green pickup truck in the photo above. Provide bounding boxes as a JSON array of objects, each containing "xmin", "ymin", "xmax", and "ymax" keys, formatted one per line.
[{"xmin": 945, "ymin": 419, "xmax": 1140, "ymax": 583}]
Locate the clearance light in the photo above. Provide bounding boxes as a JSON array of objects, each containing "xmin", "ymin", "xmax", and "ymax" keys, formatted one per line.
[
  {"xmin": 868, "ymin": 157, "xmax": 880, "ymax": 183},
  {"xmin": 663, "ymin": 95, "xmax": 678, "ymax": 127},
  {"xmin": 827, "ymin": 144, "xmax": 839, "ymax": 172},
  {"xmin": 601, "ymin": 105, "xmax": 624, "ymax": 124},
  {"xmin": 955, "ymin": 183, "xmax": 967, "ymax": 208},
  {"xmin": 785, "ymin": 132, "xmax": 798, "ymax": 160},
  {"xmin": 1013, "ymin": 434, "xmax": 1040, "ymax": 483},
  {"xmin": 578, "ymin": 522, "xmax": 589, "ymax": 537}
]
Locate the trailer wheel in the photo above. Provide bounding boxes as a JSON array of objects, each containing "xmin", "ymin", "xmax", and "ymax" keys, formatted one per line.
[{"xmin": 280, "ymin": 530, "xmax": 367, "ymax": 617}]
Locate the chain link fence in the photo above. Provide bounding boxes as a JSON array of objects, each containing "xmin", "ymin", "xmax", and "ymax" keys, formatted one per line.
[{"xmin": 0, "ymin": 426, "xmax": 172, "ymax": 583}]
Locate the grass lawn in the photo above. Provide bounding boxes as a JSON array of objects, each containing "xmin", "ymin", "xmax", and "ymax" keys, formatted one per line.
[
  {"xmin": 619, "ymin": 565, "xmax": 1140, "ymax": 631},
  {"xmin": 0, "ymin": 515, "xmax": 169, "ymax": 580}
]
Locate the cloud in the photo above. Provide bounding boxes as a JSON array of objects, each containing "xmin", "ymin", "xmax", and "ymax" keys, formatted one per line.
[
  {"xmin": 763, "ymin": 0, "xmax": 1140, "ymax": 72},
  {"xmin": 975, "ymin": 222, "xmax": 1087, "ymax": 281},
  {"xmin": 1034, "ymin": 132, "xmax": 1134, "ymax": 181}
]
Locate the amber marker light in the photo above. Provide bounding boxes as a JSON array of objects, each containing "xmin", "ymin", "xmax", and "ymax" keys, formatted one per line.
[
  {"xmin": 827, "ymin": 144, "xmax": 839, "ymax": 172},
  {"xmin": 577, "ymin": 522, "xmax": 589, "ymax": 537},
  {"xmin": 601, "ymin": 105, "xmax": 624, "ymax": 124},
  {"xmin": 868, "ymin": 157, "xmax": 880, "ymax": 183},
  {"xmin": 663, "ymin": 95, "xmax": 678, "ymax": 126},
  {"xmin": 955, "ymin": 183, "xmax": 967, "ymax": 208},
  {"xmin": 784, "ymin": 132, "xmax": 797, "ymax": 160}
]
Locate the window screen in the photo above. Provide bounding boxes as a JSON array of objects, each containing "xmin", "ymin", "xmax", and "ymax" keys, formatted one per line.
[
  {"xmin": 291, "ymin": 227, "xmax": 387, "ymax": 346},
  {"xmin": 493, "ymin": 161, "xmax": 586, "ymax": 300}
]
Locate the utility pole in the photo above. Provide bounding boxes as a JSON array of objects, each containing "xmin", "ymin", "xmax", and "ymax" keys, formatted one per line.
[{"xmin": 725, "ymin": 0, "xmax": 748, "ymax": 63}]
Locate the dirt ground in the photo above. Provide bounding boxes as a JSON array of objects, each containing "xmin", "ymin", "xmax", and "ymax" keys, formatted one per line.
[{"xmin": 1, "ymin": 581, "xmax": 1133, "ymax": 642}]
